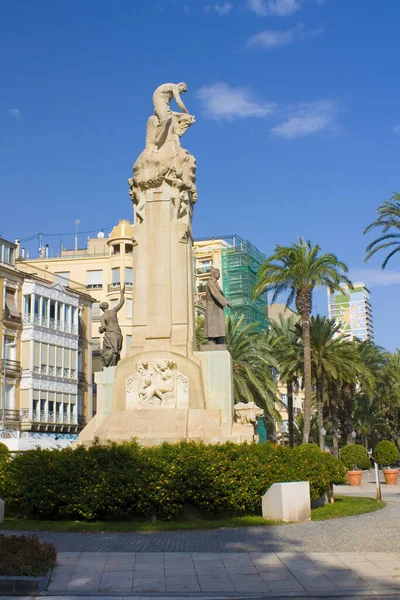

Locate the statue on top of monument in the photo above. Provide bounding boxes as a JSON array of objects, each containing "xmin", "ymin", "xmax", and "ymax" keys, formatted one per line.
[
  {"xmin": 128, "ymin": 82, "xmax": 197, "ymax": 224},
  {"xmin": 99, "ymin": 286, "xmax": 125, "ymax": 367},
  {"xmin": 203, "ymin": 267, "xmax": 232, "ymax": 345}
]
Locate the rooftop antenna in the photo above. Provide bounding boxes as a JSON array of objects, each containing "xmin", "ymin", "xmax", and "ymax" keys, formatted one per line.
[{"xmin": 75, "ymin": 219, "xmax": 80, "ymax": 251}]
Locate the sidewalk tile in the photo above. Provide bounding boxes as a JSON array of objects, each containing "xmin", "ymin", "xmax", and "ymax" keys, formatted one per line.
[
  {"xmin": 268, "ymin": 579, "xmax": 305, "ymax": 591},
  {"xmin": 99, "ymin": 572, "xmax": 133, "ymax": 592}
]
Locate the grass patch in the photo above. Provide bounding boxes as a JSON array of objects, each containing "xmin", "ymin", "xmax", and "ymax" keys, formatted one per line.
[
  {"xmin": 1, "ymin": 496, "xmax": 385, "ymax": 533},
  {"xmin": 311, "ymin": 495, "xmax": 385, "ymax": 521}
]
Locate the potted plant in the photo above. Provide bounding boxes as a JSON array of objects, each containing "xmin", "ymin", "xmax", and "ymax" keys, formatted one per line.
[
  {"xmin": 374, "ymin": 440, "xmax": 399, "ymax": 485},
  {"xmin": 339, "ymin": 444, "xmax": 370, "ymax": 486}
]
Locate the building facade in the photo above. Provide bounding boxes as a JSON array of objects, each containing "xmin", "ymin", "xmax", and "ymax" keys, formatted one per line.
[
  {"xmin": 0, "ymin": 238, "xmax": 24, "ymax": 434},
  {"xmin": 328, "ymin": 282, "xmax": 373, "ymax": 341},
  {"xmin": 0, "ymin": 239, "xmax": 94, "ymax": 442}
]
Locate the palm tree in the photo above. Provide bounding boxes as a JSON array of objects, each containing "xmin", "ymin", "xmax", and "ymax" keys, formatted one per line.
[
  {"xmin": 270, "ymin": 313, "xmax": 301, "ymax": 448},
  {"xmin": 306, "ymin": 316, "xmax": 351, "ymax": 449},
  {"xmin": 364, "ymin": 193, "xmax": 400, "ymax": 268},
  {"xmin": 353, "ymin": 396, "xmax": 390, "ymax": 450},
  {"xmin": 254, "ymin": 238, "xmax": 352, "ymax": 443},
  {"xmin": 225, "ymin": 315, "xmax": 278, "ymax": 421}
]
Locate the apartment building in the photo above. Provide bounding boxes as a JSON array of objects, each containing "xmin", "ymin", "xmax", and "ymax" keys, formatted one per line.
[{"xmin": 0, "ymin": 237, "xmax": 94, "ymax": 443}]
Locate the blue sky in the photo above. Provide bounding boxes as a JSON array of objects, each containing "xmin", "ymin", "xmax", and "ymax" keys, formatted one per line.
[{"xmin": 1, "ymin": 0, "xmax": 400, "ymax": 349}]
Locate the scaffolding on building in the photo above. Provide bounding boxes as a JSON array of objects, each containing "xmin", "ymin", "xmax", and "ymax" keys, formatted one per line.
[{"xmin": 219, "ymin": 235, "xmax": 268, "ymax": 330}]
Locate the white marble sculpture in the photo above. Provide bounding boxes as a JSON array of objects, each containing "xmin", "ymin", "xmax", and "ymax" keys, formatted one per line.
[{"xmin": 128, "ymin": 82, "xmax": 197, "ymax": 224}]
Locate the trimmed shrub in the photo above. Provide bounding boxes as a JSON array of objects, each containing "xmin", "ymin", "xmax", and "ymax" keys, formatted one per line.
[
  {"xmin": 339, "ymin": 444, "xmax": 370, "ymax": 471},
  {"xmin": 374, "ymin": 440, "xmax": 399, "ymax": 467},
  {"xmin": 0, "ymin": 440, "xmax": 347, "ymax": 521},
  {"xmin": 0, "ymin": 534, "xmax": 57, "ymax": 576}
]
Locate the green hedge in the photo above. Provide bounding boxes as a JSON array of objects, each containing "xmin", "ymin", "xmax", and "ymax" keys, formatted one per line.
[
  {"xmin": 374, "ymin": 440, "xmax": 399, "ymax": 467},
  {"xmin": 0, "ymin": 440, "xmax": 347, "ymax": 521},
  {"xmin": 339, "ymin": 443, "xmax": 370, "ymax": 470}
]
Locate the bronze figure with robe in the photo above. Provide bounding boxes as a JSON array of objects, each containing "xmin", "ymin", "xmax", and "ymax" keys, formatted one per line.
[{"xmin": 203, "ymin": 267, "xmax": 231, "ymax": 344}]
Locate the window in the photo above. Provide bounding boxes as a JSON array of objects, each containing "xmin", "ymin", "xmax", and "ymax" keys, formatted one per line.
[
  {"xmin": 0, "ymin": 243, "xmax": 15, "ymax": 266},
  {"xmin": 55, "ymin": 272, "xmax": 70, "ymax": 286},
  {"xmin": 125, "ymin": 267, "xmax": 133, "ymax": 287},
  {"xmin": 198, "ymin": 260, "xmax": 211, "ymax": 274},
  {"xmin": 125, "ymin": 243, "xmax": 133, "ymax": 255},
  {"xmin": 86, "ymin": 270, "xmax": 103, "ymax": 288},
  {"xmin": 5, "ymin": 288, "xmax": 20, "ymax": 318},
  {"xmin": 92, "ymin": 337, "xmax": 101, "ymax": 356},
  {"xmin": 126, "ymin": 335, "xmax": 132, "ymax": 353},
  {"xmin": 92, "ymin": 302, "xmax": 101, "ymax": 320},
  {"xmin": 126, "ymin": 298, "xmax": 132, "ymax": 318},
  {"xmin": 112, "ymin": 244, "xmax": 120, "ymax": 255},
  {"xmin": 111, "ymin": 267, "xmax": 120, "ymax": 286},
  {"xmin": 280, "ymin": 393, "xmax": 287, "ymax": 405}
]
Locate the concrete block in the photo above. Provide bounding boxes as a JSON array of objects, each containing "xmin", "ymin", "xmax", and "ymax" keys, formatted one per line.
[
  {"xmin": 262, "ymin": 481, "xmax": 311, "ymax": 523},
  {"xmin": 0, "ymin": 498, "xmax": 4, "ymax": 523}
]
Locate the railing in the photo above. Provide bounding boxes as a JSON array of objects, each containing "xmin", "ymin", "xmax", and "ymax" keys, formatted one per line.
[
  {"xmin": 0, "ymin": 409, "xmax": 20, "ymax": 422},
  {"xmin": 22, "ymin": 313, "xmax": 78, "ymax": 335},
  {"xmin": 108, "ymin": 282, "xmax": 121, "ymax": 292},
  {"xmin": 30, "ymin": 410, "xmax": 78, "ymax": 425},
  {"xmin": 125, "ymin": 282, "xmax": 133, "ymax": 288},
  {"xmin": 78, "ymin": 371, "xmax": 86, "ymax": 382},
  {"xmin": 86, "ymin": 283, "xmax": 103, "ymax": 289},
  {"xmin": 1, "ymin": 359, "xmax": 22, "ymax": 374}
]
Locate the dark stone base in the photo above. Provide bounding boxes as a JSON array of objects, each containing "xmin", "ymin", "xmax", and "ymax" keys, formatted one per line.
[
  {"xmin": 200, "ymin": 344, "xmax": 228, "ymax": 351},
  {"xmin": 0, "ymin": 567, "xmax": 51, "ymax": 595}
]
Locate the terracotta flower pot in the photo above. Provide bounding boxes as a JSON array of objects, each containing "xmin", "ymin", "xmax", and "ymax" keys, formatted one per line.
[
  {"xmin": 383, "ymin": 468, "xmax": 399, "ymax": 485},
  {"xmin": 347, "ymin": 470, "xmax": 362, "ymax": 486}
]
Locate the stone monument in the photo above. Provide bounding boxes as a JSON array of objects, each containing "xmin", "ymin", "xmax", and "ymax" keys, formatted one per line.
[{"xmin": 79, "ymin": 83, "xmax": 257, "ymax": 445}]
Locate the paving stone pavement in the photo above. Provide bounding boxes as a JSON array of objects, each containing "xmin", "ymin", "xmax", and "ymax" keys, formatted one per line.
[
  {"xmin": 12, "ymin": 495, "xmax": 399, "ymax": 554},
  {"xmin": 40, "ymin": 551, "xmax": 400, "ymax": 595}
]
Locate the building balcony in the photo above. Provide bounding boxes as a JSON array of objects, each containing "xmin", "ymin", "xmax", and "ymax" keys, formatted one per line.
[
  {"xmin": 22, "ymin": 313, "xmax": 78, "ymax": 335},
  {"xmin": 86, "ymin": 283, "xmax": 103, "ymax": 289},
  {"xmin": 108, "ymin": 282, "xmax": 121, "ymax": 292},
  {"xmin": 20, "ymin": 409, "xmax": 80, "ymax": 431},
  {"xmin": 0, "ymin": 409, "xmax": 20, "ymax": 423},
  {"xmin": 1, "ymin": 359, "xmax": 22, "ymax": 375},
  {"xmin": 3, "ymin": 307, "xmax": 22, "ymax": 324}
]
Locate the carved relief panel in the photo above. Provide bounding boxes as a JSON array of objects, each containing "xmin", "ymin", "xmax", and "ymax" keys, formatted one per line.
[{"xmin": 126, "ymin": 359, "xmax": 188, "ymax": 409}]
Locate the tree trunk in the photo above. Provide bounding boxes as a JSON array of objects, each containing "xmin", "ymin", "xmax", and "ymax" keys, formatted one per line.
[
  {"xmin": 301, "ymin": 314, "xmax": 312, "ymax": 444},
  {"xmin": 316, "ymin": 374, "xmax": 324, "ymax": 450},
  {"xmin": 287, "ymin": 380, "xmax": 294, "ymax": 448},
  {"xmin": 329, "ymin": 382, "xmax": 339, "ymax": 458},
  {"xmin": 342, "ymin": 383, "xmax": 354, "ymax": 444}
]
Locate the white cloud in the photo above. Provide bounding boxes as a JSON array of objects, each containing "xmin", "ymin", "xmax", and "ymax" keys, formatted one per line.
[
  {"xmin": 349, "ymin": 269, "xmax": 400, "ymax": 287},
  {"xmin": 270, "ymin": 100, "xmax": 336, "ymax": 139},
  {"xmin": 214, "ymin": 2, "xmax": 233, "ymax": 15},
  {"xmin": 392, "ymin": 125, "xmax": 400, "ymax": 135},
  {"xmin": 247, "ymin": 0, "xmax": 321, "ymax": 16},
  {"xmin": 196, "ymin": 82, "xmax": 276, "ymax": 120},
  {"xmin": 205, "ymin": 2, "xmax": 233, "ymax": 15},
  {"xmin": 247, "ymin": 0, "xmax": 300, "ymax": 17},
  {"xmin": 8, "ymin": 108, "xmax": 22, "ymax": 121},
  {"xmin": 247, "ymin": 23, "xmax": 323, "ymax": 49}
]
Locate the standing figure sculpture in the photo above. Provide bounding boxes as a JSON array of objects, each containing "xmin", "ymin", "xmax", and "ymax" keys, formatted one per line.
[
  {"xmin": 203, "ymin": 268, "xmax": 231, "ymax": 344},
  {"xmin": 99, "ymin": 286, "xmax": 125, "ymax": 367}
]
